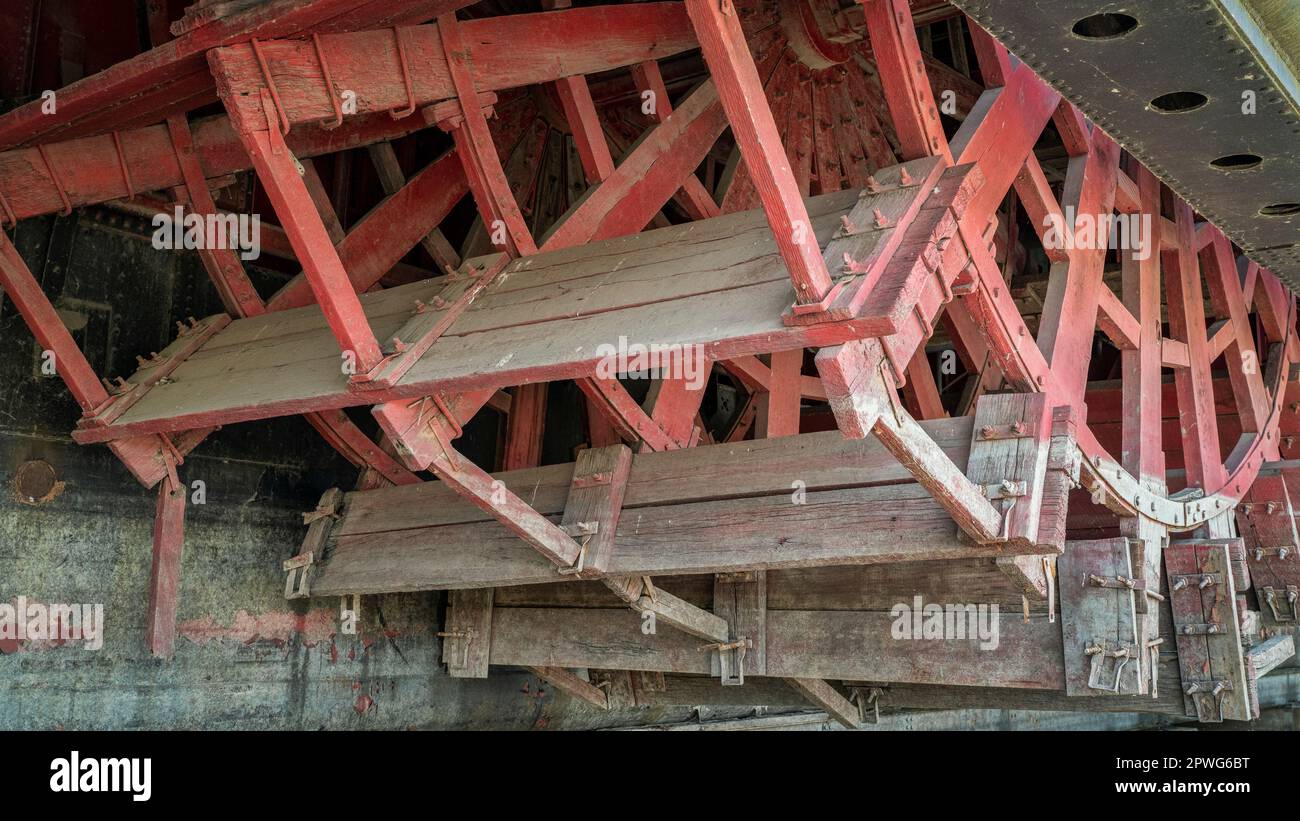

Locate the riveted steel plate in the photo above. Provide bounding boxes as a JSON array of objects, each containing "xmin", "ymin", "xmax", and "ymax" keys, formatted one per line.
[{"xmin": 952, "ymin": 0, "xmax": 1300, "ymax": 288}]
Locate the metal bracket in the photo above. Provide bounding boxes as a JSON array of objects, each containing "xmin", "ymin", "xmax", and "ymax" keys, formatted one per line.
[
  {"xmin": 1179, "ymin": 622, "xmax": 1225, "ymax": 636},
  {"xmin": 283, "ymin": 551, "xmax": 314, "ymax": 599},
  {"xmin": 976, "ymin": 421, "xmax": 1035, "ymax": 441},
  {"xmin": 984, "ymin": 479, "xmax": 1027, "ymax": 499},
  {"xmin": 1252, "ymin": 544, "xmax": 1293, "ymax": 561},
  {"xmin": 437, "ymin": 628, "xmax": 476, "ymax": 670},
  {"xmin": 1171, "ymin": 573, "xmax": 1221, "ymax": 591},
  {"xmin": 849, "ymin": 686, "xmax": 883, "ymax": 724},
  {"xmin": 1085, "ymin": 639, "xmax": 1138, "ymax": 692},
  {"xmin": 701, "ymin": 638, "xmax": 751, "ymax": 686},
  {"xmin": 556, "ymin": 521, "xmax": 597, "ymax": 577},
  {"xmin": 1261, "ymin": 585, "xmax": 1298, "ymax": 622},
  {"xmin": 1184, "ymin": 679, "xmax": 1233, "ymax": 723},
  {"xmin": 388, "ymin": 27, "xmax": 417, "ymax": 119},
  {"xmin": 311, "ymin": 33, "xmax": 345, "ymax": 129}
]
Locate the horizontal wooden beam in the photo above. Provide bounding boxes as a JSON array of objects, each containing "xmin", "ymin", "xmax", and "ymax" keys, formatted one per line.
[
  {"xmin": 208, "ymin": 5, "xmax": 698, "ymax": 137},
  {"xmin": 305, "ymin": 420, "xmax": 1069, "ymax": 595},
  {"xmin": 0, "ymin": 109, "xmax": 436, "ymax": 223},
  {"xmin": 0, "ymin": 0, "xmax": 475, "ymax": 149},
  {"xmin": 487, "ymin": 607, "xmax": 1064, "ymax": 689}
]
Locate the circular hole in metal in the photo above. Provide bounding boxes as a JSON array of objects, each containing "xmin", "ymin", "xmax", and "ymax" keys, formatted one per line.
[
  {"xmin": 1259, "ymin": 203, "xmax": 1300, "ymax": 217},
  {"xmin": 1149, "ymin": 91, "xmax": 1208, "ymax": 113},
  {"xmin": 1071, "ymin": 13, "xmax": 1139, "ymax": 39},
  {"xmin": 14, "ymin": 460, "xmax": 57, "ymax": 503},
  {"xmin": 1209, "ymin": 153, "xmax": 1262, "ymax": 170}
]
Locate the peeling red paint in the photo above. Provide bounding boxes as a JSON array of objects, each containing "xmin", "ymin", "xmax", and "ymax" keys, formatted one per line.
[
  {"xmin": 177, "ymin": 608, "xmax": 336, "ymax": 646},
  {"xmin": 354, "ymin": 694, "xmax": 375, "ymax": 715}
]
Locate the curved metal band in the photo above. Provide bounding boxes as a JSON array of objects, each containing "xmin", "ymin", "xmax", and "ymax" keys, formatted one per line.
[
  {"xmin": 250, "ymin": 37, "xmax": 291, "ymax": 135},
  {"xmin": 312, "ymin": 34, "xmax": 345, "ymax": 130},
  {"xmin": 389, "ymin": 27, "xmax": 417, "ymax": 120},
  {"xmin": 37, "ymin": 145, "xmax": 73, "ymax": 216}
]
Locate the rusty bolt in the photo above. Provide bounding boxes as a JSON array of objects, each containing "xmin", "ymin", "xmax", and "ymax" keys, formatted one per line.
[
  {"xmin": 1010, "ymin": 421, "xmax": 1026, "ymax": 436},
  {"xmin": 980, "ymin": 425, "xmax": 995, "ymax": 439}
]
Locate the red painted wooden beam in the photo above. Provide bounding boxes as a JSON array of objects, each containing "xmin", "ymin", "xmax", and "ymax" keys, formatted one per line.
[
  {"xmin": 577, "ymin": 378, "xmax": 683, "ymax": 453},
  {"xmin": 267, "ymin": 149, "xmax": 468, "ymax": 310},
  {"xmin": 0, "ymin": 0, "xmax": 477, "ymax": 150},
  {"xmin": 629, "ymin": 60, "xmax": 720, "ymax": 221},
  {"xmin": 858, "ymin": 0, "xmax": 952, "ymax": 164},
  {"xmin": 764, "ymin": 349, "xmax": 804, "ymax": 437},
  {"xmin": 684, "ymin": 0, "xmax": 835, "ymax": 302},
  {"xmin": 437, "ymin": 16, "xmax": 538, "ymax": 258},
  {"xmin": 207, "ymin": 5, "xmax": 698, "ymax": 140},
  {"xmin": 146, "ymin": 473, "xmax": 187, "ymax": 658},
  {"xmin": 1163, "ymin": 193, "xmax": 1225, "ymax": 490},
  {"xmin": 0, "ymin": 110, "xmax": 436, "ymax": 224},
  {"xmin": 228, "ymin": 92, "xmax": 384, "ymax": 372},
  {"xmin": 166, "ymin": 115, "xmax": 267, "ymax": 318},
  {"xmin": 541, "ymin": 81, "xmax": 730, "ymax": 250},
  {"xmin": 555, "ymin": 76, "xmax": 616, "ymax": 183},
  {"xmin": 502, "ymin": 384, "xmax": 548, "ymax": 471},
  {"xmin": 1119, "ymin": 161, "xmax": 1163, "ymax": 485}
]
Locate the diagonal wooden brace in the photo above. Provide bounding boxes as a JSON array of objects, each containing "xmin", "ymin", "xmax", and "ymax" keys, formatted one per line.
[
  {"xmin": 816, "ymin": 337, "xmax": 1003, "ymax": 543},
  {"xmin": 576, "ymin": 376, "xmax": 687, "ymax": 452},
  {"xmin": 373, "ymin": 396, "xmax": 584, "ymax": 568}
]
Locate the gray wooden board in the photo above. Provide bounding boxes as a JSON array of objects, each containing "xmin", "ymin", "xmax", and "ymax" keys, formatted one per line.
[
  {"xmin": 85, "ymin": 175, "xmax": 974, "ymax": 441},
  {"xmin": 487, "ymin": 606, "xmax": 1063, "ymax": 688},
  {"xmin": 1059, "ymin": 537, "xmax": 1142, "ymax": 697},
  {"xmin": 309, "ymin": 481, "xmax": 1058, "ymax": 595}
]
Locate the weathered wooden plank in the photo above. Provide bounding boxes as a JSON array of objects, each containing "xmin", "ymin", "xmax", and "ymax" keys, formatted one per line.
[
  {"xmin": 487, "ymin": 607, "xmax": 1062, "ymax": 688},
  {"xmin": 330, "ymin": 422, "xmax": 974, "ymax": 537},
  {"xmin": 1166, "ymin": 539, "xmax": 1252, "ymax": 720},
  {"xmin": 561, "ymin": 444, "xmax": 634, "ymax": 574},
  {"xmin": 81, "ymin": 167, "xmax": 974, "ymax": 445},
  {"xmin": 310, "ymin": 479, "xmax": 1067, "ymax": 596},
  {"xmin": 444, "ymin": 588, "xmax": 493, "ymax": 678},
  {"xmin": 1059, "ymin": 538, "xmax": 1142, "ymax": 697},
  {"xmin": 713, "ymin": 571, "xmax": 767, "ymax": 676}
]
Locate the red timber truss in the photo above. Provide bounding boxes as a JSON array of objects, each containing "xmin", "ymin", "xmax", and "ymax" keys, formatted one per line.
[{"xmin": 0, "ymin": 0, "xmax": 1295, "ymax": 723}]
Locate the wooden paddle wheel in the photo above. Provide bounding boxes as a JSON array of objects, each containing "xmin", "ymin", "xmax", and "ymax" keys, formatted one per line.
[{"xmin": 1, "ymin": 0, "xmax": 1296, "ymax": 727}]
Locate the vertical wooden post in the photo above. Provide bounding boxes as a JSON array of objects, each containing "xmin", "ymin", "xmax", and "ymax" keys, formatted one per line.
[
  {"xmin": 1119, "ymin": 161, "xmax": 1167, "ymax": 684},
  {"xmin": 1163, "ymin": 192, "xmax": 1224, "ymax": 489},
  {"xmin": 146, "ymin": 473, "xmax": 186, "ymax": 659},
  {"xmin": 760, "ymin": 349, "xmax": 803, "ymax": 437},
  {"xmin": 444, "ymin": 588, "xmax": 493, "ymax": 678},
  {"xmin": 502, "ymin": 383, "xmax": 547, "ymax": 471}
]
